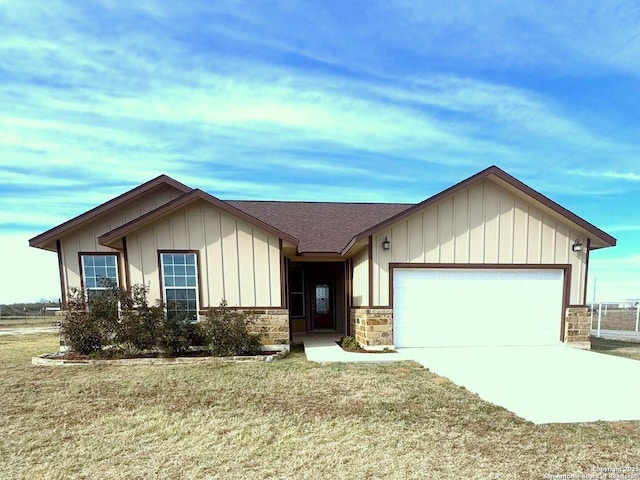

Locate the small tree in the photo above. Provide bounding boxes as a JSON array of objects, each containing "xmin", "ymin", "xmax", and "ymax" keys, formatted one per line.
[{"xmin": 200, "ymin": 301, "xmax": 261, "ymax": 356}]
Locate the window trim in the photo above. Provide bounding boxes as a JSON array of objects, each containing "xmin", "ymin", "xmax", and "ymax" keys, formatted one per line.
[
  {"xmin": 158, "ymin": 250, "xmax": 202, "ymax": 321},
  {"xmin": 78, "ymin": 252, "xmax": 121, "ymax": 294}
]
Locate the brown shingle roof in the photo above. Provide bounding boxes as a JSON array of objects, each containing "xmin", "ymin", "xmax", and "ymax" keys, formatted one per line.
[{"xmin": 226, "ymin": 201, "xmax": 412, "ymax": 253}]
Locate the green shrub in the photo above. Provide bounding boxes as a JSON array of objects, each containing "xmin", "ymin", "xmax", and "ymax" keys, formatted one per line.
[
  {"xmin": 340, "ymin": 335, "xmax": 360, "ymax": 350},
  {"xmin": 62, "ymin": 287, "xmax": 261, "ymax": 358},
  {"xmin": 156, "ymin": 313, "xmax": 199, "ymax": 356},
  {"xmin": 200, "ymin": 302, "xmax": 261, "ymax": 356},
  {"xmin": 114, "ymin": 284, "xmax": 164, "ymax": 355},
  {"xmin": 62, "ymin": 285, "xmax": 119, "ymax": 354}
]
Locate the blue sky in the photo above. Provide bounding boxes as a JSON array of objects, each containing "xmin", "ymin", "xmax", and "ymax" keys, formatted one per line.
[{"xmin": 1, "ymin": 1, "xmax": 639, "ymax": 303}]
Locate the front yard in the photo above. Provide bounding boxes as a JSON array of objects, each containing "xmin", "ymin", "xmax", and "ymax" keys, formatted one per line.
[
  {"xmin": 1, "ymin": 334, "xmax": 639, "ymax": 479},
  {"xmin": 592, "ymin": 337, "xmax": 640, "ymax": 360}
]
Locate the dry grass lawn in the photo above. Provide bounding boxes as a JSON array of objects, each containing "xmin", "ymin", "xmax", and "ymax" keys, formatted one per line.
[
  {"xmin": 2, "ymin": 334, "xmax": 640, "ymax": 479},
  {"xmin": 592, "ymin": 337, "xmax": 640, "ymax": 360}
]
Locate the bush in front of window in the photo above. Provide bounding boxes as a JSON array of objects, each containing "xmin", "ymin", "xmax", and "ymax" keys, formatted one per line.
[
  {"xmin": 199, "ymin": 301, "xmax": 261, "ymax": 357},
  {"xmin": 62, "ymin": 287, "xmax": 263, "ymax": 358},
  {"xmin": 115, "ymin": 284, "xmax": 164, "ymax": 356},
  {"xmin": 156, "ymin": 311, "xmax": 201, "ymax": 356},
  {"xmin": 63, "ymin": 286, "xmax": 119, "ymax": 355}
]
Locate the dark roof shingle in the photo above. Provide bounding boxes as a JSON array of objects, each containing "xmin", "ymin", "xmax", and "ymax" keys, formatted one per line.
[{"xmin": 226, "ymin": 201, "xmax": 412, "ymax": 253}]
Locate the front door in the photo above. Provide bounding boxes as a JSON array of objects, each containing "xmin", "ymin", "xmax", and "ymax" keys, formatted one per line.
[{"xmin": 311, "ymin": 281, "xmax": 334, "ymax": 330}]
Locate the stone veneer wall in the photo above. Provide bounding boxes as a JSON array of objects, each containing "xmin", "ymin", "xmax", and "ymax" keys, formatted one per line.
[
  {"xmin": 564, "ymin": 307, "xmax": 591, "ymax": 349},
  {"xmin": 350, "ymin": 307, "xmax": 393, "ymax": 350},
  {"xmin": 234, "ymin": 308, "xmax": 290, "ymax": 346}
]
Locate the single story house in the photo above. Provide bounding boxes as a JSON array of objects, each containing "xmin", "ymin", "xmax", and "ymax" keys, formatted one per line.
[{"xmin": 30, "ymin": 166, "xmax": 616, "ymax": 350}]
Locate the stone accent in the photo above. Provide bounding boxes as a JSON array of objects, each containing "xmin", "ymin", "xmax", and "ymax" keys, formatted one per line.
[
  {"xmin": 235, "ymin": 308, "xmax": 290, "ymax": 346},
  {"xmin": 350, "ymin": 307, "xmax": 393, "ymax": 350},
  {"xmin": 564, "ymin": 307, "xmax": 591, "ymax": 349}
]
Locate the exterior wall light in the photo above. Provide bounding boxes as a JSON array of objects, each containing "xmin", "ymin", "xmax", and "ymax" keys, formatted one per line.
[
  {"xmin": 382, "ymin": 236, "xmax": 391, "ymax": 250},
  {"xmin": 572, "ymin": 240, "xmax": 583, "ymax": 252}
]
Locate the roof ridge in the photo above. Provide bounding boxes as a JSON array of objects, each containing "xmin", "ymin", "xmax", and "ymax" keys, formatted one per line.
[{"xmin": 226, "ymin": 199, "xmax": 415, "ymax": 206}]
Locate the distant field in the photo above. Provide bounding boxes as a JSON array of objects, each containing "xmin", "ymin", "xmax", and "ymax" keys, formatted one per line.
[
  {"xmin": 0, "ymin": 317, "xmax": 58, "ymax": 328},
  {"xmin": 590, "ymin": 307, "xmax": 639, "ymax": 331}
]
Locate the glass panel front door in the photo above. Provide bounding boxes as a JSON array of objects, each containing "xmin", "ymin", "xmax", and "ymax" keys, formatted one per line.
[
  {"xmin": 315, "ymin": 284, "xmax": 330, "ymax": 314},
  {"xmin": 312, "ymin": 281, "xmax": 334, "ymax": 330}
]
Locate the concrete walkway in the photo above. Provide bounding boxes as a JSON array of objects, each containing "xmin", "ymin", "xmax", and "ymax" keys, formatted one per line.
[{"xmin": 300, "ymin": 334, "xmax": 407, "ymax": 363}]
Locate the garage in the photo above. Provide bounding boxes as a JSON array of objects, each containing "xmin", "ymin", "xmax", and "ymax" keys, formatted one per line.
[{"xmin": 392, "ymin": 268, "xmax": 565, "ymax": 348}]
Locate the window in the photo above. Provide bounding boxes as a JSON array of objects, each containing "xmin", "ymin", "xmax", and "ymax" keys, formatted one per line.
[
  {"xmin": 289, "ymin": 268, "xmax": 305, "ymax": 318},
  {"xmin": 160, "ymin": 253, "xmax": 199, "ymax": 321},
  {"xmin": 81, "ymin": 254, "xmax": 119, "ymax": 296}
]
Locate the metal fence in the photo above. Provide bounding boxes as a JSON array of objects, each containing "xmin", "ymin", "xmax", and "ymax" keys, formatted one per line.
[{"xmin": 587, "ymin": 301, "xmax": 640, "ymax": 338}]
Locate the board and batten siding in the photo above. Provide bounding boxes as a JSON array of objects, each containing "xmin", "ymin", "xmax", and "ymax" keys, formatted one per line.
[
  {"xmin": 126, "ymin": 201, "xmax": 282, "ymax": 308},
  {"xmin": 59, "ymin": 185, "xmax": 184, "ymax": 294},
  {"xmin": 372, "ymin": 180, "xmax": 587, "ymax": 306},
  {"xmin": 351, "ymin": 247, "xmax": 369, "ymax": 307}
]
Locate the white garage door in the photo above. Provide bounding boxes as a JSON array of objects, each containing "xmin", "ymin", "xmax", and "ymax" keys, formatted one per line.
[{"xmin": 393, "ymin": 268, "xmax": 564, "ymax": 348}]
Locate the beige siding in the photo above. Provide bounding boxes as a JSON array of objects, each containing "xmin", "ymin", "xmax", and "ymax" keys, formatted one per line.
[
  {"xmin": 424, "ymin": 207, "xmax": 439, "ymax": 262},
  {"xmin": 468, "ymin": 183, "xmax": 484, "ymax": 262},
  {"xmin": 372, "ymin": 180, "xmax": 587, "ymax": 306},
  {"xmin": 438, "ymin": 197, "xmax": 454, "ymax": 262},
  {"xmin": 59, "ymin": 185, "xmax": 183, "ymax": 294},
  {"xmin": 351, "ymin": 247, "xmax": 369, "ymax": 307},
  {"xmin": 126, "ymin": 201, "xmax": 282, "ymax": 308}
]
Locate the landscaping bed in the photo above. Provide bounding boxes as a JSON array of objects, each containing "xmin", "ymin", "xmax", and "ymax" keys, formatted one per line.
[
  {"xmin": 32, "ymin": 348, "xmax": 288, "ymax": 366},
  {"xmin": 337, "ymin": 335, "xmax": 396, "ymax": 353},
  {"xmin": 336, "ymin": 342, "xmax": 397, "ymax": 354}
]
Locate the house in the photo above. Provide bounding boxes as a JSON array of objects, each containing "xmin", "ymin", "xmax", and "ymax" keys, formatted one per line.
[{"xmin": 29, "ymin": 166, "xmax": 616, "ymax": 350}]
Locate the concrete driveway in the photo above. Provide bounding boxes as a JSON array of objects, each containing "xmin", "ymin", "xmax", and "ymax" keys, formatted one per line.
[{"xmin": 399, "ymin": 346, "xmax": 640, "ymax": 424}]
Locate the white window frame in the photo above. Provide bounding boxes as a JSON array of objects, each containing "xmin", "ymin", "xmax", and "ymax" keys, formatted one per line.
[
  {"xmin": 160, "ymin": 252, "xmax": 200, "ymax": 321},
  {"xmin": 80, "ymin": 254, "xmax": 119, "ymax": 297}
]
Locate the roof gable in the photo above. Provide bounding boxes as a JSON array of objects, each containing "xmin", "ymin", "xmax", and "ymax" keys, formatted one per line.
[
  {"xmin": 31, "ymin": 166, "xmax": 615, "ymax": 256},
  {"xmin": 98, "ymin": 189, "xmax": 300, "ymax": 248},
  {"xmin": 29, "ymin": 175, "xmax": 192, "ymax": 251},
  {"xmin": 343, "ymin": 165, "xmax": 616, "ymax": 253}
]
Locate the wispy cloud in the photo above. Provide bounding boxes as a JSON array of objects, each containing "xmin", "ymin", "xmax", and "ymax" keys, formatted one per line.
[{"xmin": 566, "ymin": 170, "xmax": 640, "ymax": 182}]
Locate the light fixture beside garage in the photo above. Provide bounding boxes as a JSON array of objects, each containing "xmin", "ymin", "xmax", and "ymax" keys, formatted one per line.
[
  {"xmin": 382, "ymin": 236, "xmax": 391, "ymax": 250},
  {"xmin": 572, "ymin": 240, "xmax": 584, "ymax": 252}
]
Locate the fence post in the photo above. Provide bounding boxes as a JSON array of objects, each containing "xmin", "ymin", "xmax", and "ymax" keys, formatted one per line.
[
  {"xmin": 636, "ymin": 303, "xmax": 639, "ymax": 333},
  {"xmin": 597, "ymin": 303, "xmax": 602, "ymax": 338}
]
